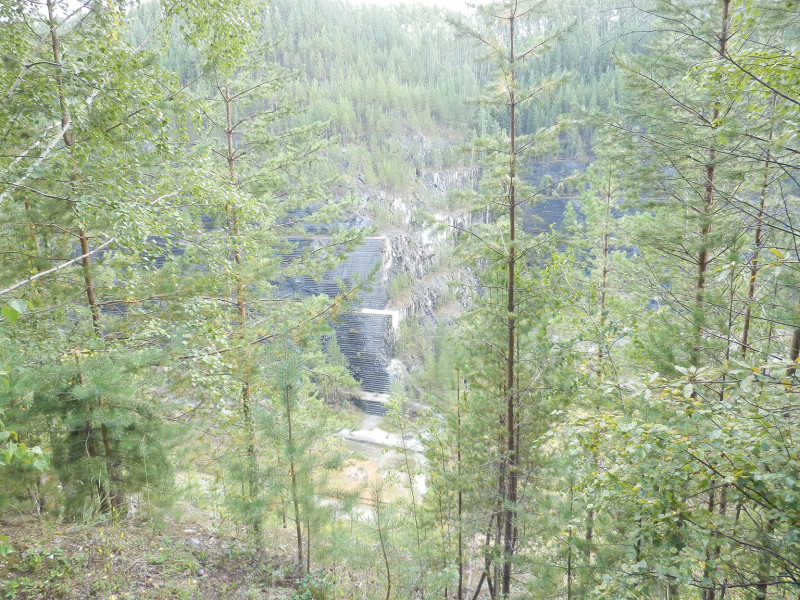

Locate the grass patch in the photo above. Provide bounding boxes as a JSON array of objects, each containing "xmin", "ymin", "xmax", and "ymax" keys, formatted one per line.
[{"xmin": 0, "ymin": 518, "xmax": 300, "ymax": 600}]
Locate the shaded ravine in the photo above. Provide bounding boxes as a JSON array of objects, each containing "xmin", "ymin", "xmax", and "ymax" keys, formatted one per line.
[{"xmin": 277, "ymin": 161, "xmax": 580, "ymax": 411}]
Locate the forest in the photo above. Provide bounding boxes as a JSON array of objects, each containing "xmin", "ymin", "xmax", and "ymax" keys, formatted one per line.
[{"xmin": 0, "ymin": 0, "xmax": 798, "ymax": 599}]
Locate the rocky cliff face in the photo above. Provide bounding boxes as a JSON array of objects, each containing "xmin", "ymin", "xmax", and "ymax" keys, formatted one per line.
[
  {"xmin": 379, "ymin": 167, "xmax": 483, "ymax": 324},
  {"xmin": 418, "ymin": 166, "xmax": 480, "ymax": 193},
  {"xmin": 278, "ymin": 164, "xmax": 482, "ymax": 397},
  {"xmin": 308, "ymin": 158, "xmax": 581, "ymax": 395}
]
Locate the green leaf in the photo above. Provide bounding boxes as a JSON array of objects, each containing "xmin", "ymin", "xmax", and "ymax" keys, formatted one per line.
[
  {"xmin": 1, "ymin": 305, "xmax": 19, "ymax": 323},
  {"xmin": 8, "ymin": 299, "xmax": 28, "ymax": 314}
]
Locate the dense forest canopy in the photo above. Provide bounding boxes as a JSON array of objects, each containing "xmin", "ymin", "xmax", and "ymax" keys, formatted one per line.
[{"xmin": 0, "ymin": 0, "xmax": 799, "ymax": 599}]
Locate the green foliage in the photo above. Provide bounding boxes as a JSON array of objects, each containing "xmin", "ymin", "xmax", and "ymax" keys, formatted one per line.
[
  {"xmin": 1, "ymin": 1, "xmax": 797, "ymax": 599},
  {"xmin": 395, "ymin": 320, "xmax": 428, "ymax": 365},
  {"xmin": 162, "ymin": 12, "xmax": 366, "ymax": 542},
  {"xmin": 292, "ymin": 572, "xmax": 333, "ymax": 600},
  {"xmin": 0, "ymin": 547, "xmax": 84, "ymax": 599},
  {"xmin": 0, "ymin": 0, "xmax": 195, "ymax": 517},
  {"xmin": 543, "ymin": 1, "xmax": 800, "ymax": 597},
  {"xmin": 164, "ymin": 0, "xmax": 259, "ymax": 76},
  {"xmin": 387, "ymin": 273, "xmax": 414, "ymax": 304},
  {"xmin": 402, "ymin": 2, "xmax": 800, "ymax": 599},
  {"xmin": 560, "ymin": 363, "xmax": 800, "ymax": 598},
  {"xmin": 0, "ymin": 301, "xmax": 29, "ymax": 326},
  {"xmin": 0, "ymin": 409, "xmax": 47, "ymax": 474}
]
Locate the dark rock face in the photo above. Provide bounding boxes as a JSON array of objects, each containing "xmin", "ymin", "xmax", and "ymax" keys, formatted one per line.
[
  {"xmin": 522, "ymin": 159, "xmax": 588, "ymax": 234},
  {"xmin": 280, "ymin": 236, "xmax": 394, "ymax": 395},
  {"xmin": 386, "ymin": 234, "xmax": 434, "ymax": 281},
  {"xmin": 299, "ymin": 161, "xmax": 582, "ymax": 396},
  {"xmin": 333, "ymin": 312, "xmax": 393, "ymax": 394},
  {"xmin": 277, "ymin": 165, "xmax": 488, "ymax": 396},
  {"xmin": 279, "ymin": 237, "xmax": 387, "ymax": 309}
]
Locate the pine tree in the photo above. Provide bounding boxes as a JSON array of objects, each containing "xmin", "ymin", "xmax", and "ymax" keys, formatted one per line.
[
  {"xmin": 0, "ymin": 0, "xmax": 200, "ymax": 516},
  {"xmin": 165, "ymin": 17, "xmax": 366, "ymax": 544},
  {"xmin": 562, "ymin": 2, "xmax": 800, "ymax": 598},
  {"xmin": 419, "ymin": 3, "xmax": 577, "ymax": 596}
]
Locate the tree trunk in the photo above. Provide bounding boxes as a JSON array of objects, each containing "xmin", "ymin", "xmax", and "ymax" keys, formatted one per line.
[
  {"xmin": 741, "ymin": 93, "xmax": 777, "ymax": 357},
  {"xmin": 484, "ymin": 514, "xmax": 497, "ymax": 600},
  {"xmin": 373, "ymin": 487, "xmax": 392, "ymax": 600},
  {"xmin": 598, "ymin": 175, "xmax": 612, "ymax": 377},
  {"xmin": 703, "ymin": 488, "xmax": 716, "ymax": 600},
  {"xmin": 788, "ymin": 295, "xmax": 800, "ymax": 378},
  {"xmin": 49, "ymin": 0, "xmax": 116, "ymax": 512},
  {"xmin": 223, "ymin": 81, "xmax": 261, "ymax": 534},
  {"xmin": 754, "ymin": 517, "xmax": 774, "ymax": 600},
  {"xmin": 457, "ymin": 376, "xmax": 464, "ymax": 600},
  {"xmin": 567, "ymin": 485, "xmax": 574, "ymax": 600},
  {"xmin": 306, "ymin": 511, "xmax": 311, "ymax": 574},
  {"xmin": 502, "ymin": 11, "xmax": 518, "ymax": 598},
  {"xmin": 285, "ymin": 382, "xmax": 304, "ymax": 571},
  {"xmin": 692, "ymin": 0, "xmax": 730, "ymax": 369},
  {"xmin": 74, "ymin": 350, "xmax": 112, "ymax": 512}
]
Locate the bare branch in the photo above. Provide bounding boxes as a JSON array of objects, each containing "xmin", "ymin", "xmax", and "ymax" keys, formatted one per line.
[{"xmin": 0, "ymin": 236, "xmax": 115, "ymax": 298}]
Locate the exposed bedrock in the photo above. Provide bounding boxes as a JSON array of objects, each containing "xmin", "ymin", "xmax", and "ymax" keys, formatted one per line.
[
  {"xmin": 418, "ymin": 166, "xmax": 480, "ymax": 192},
  {"xmin": 280, "ymin": 165, "xmax": 481, "ymax": 401},
  {"xmin": 281, "ymin": 159, "xmax": 584, "ymax": 400}
]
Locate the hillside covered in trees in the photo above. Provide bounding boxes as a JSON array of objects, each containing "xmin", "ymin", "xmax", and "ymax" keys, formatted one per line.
[{"xmin": 1, "ymin": 0, "xmax": 799, "ymax": 599}]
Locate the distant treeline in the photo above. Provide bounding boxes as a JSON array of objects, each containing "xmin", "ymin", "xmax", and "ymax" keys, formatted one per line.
[{"xmin": 129, "ymin": 0, "xmax": 652, "ymax": 191}]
